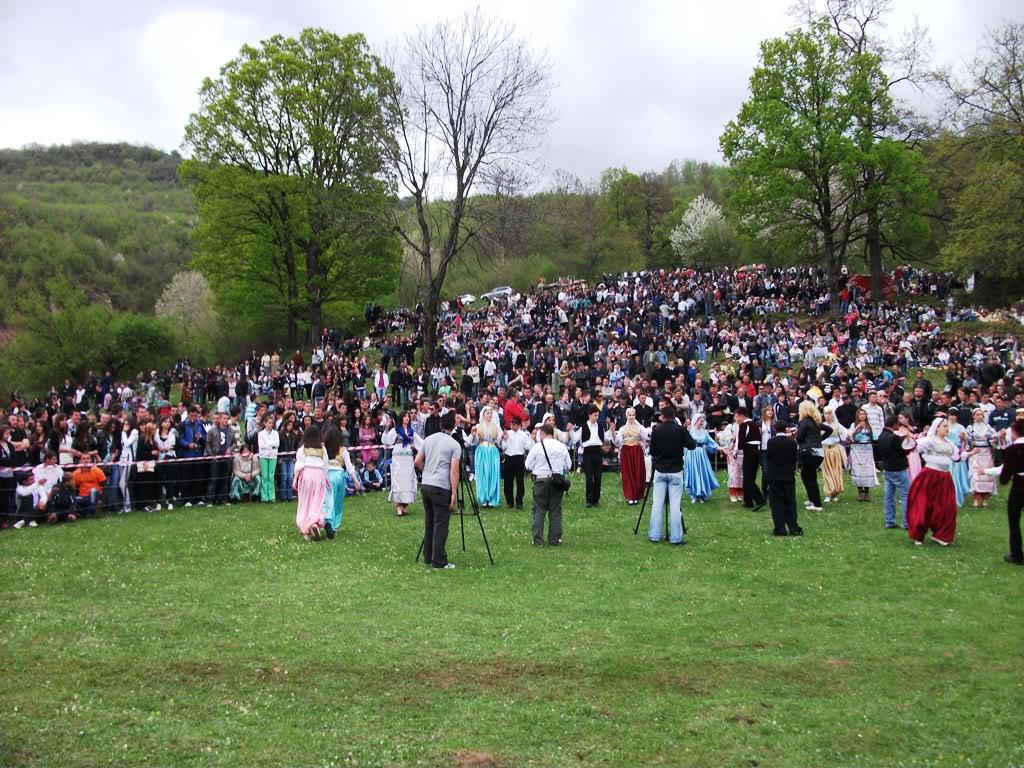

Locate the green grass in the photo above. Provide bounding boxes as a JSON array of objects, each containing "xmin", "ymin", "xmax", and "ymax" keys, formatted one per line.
[{"xmin": 1, "ymin": 476, "xmax": 1021, "ymax": 768}]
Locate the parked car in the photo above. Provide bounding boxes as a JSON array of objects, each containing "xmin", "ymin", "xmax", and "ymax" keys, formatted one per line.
[
  {"xmin": 481, "ymin": 286, "xmax": 514, "ymax": 302},
  {"xmin": 457, "ymin": 293, "xmax": 476, "ymax": 305}
]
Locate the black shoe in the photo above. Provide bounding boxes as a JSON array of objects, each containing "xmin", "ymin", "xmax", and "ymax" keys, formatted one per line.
[
  {"xmin": 790, "ymin": 528, "xmax": 804, "ymax": 536},
  {"xmin": 752, "ymin": 503, "xmax": 766, "ymax": 512},
  {"xmin": 773, "ymin": 529, "xmax": 789, "ymax": 536},
  {"xmin": 324, "ymin": 521, "xmax": 335, "ymax": 540},
  {"xmin": 585, "ymin": 503, "xmax": 595, "ymax": 508},
  {"xmin": 516, "ymin": 503, "xmax": 523, "ymax": 510},
  {"xmin": 1004, "ymin": 554, "xmax": 1024, "ymax": 566}
]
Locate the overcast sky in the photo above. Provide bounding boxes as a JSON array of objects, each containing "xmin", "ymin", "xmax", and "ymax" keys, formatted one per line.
[{"xmin": 1, "ymin": 0, "xmax": 1018, "ymax": 181}]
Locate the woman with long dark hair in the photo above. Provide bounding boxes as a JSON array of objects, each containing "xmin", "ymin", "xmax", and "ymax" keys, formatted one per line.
[
  {"xmin": 135, "ymin": 422, "xmax": 159, "ymax": 512},
  {"xmin": 847, "ymin": 407, "xmax": 878, "ymax": 502},
  {"xmin": 154, "ymin": 416, "xmax": 178, "ymax": 510},
  {"xmin": 293, "ymin": 425, "xmax": 328, "ymax": 541},
  {"xmin": 277, "ymin": 412, "xmax": 300, "ymax": 502},
  {"xmin": 119, "ymin": 416, "xmax": 138, "ymax": 513},
  {"xmin": 383, "ymin": 410, "xmax": 421, "ymax": 516}
]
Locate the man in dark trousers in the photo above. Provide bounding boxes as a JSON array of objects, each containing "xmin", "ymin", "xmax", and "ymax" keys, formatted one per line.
[
  {"xmin": 415, "ymin": 411, "xmax": 462, "ymax": 570},
  {"xmin": 734, "ymin": 408, "xmax": 767, "ymax": 510},
  {"xmin": 765, "ymin": 430, "xmax": 802, "ymax": 536}
]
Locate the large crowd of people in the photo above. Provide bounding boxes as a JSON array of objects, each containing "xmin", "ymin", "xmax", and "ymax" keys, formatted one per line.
[{"xmin": 1, "ymin": 265, "xmax": 1023, "ymax": 566}]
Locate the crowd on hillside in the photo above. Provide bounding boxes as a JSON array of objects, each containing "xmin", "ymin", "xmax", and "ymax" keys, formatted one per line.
[{"xmin": 2, "ymin": 265, "xmax": 1023, "ymax": 559}]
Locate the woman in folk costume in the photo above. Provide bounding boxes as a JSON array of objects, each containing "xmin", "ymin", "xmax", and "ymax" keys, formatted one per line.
[
  {"xmin": 684, "ymin": 414, "xmax": 720, "ymax": 503},
  {"xmin": 470, "ymin": 406, "xmax": 502, "ymax": 508},
  {"xmin": 965, "ymin": 407, "xmax": 997, "ymax": 508},
  {"xmin": 847, "ymin": 407, "xmax": 879, "ymax": 502},
  {"xmin": 533, "ymin": 412, "xmax": 572, "ymax": 446},
  {"xmin": 898, "ymin": 412, "xmax": 923, "ymax": 482},
  {"xmin": 321, "ymin": 427, "xmax": 360, "ymax": 538},
  {"xmin": 945, "ymin": 408, "xmax": 970, "ymax": 507},
  {"xmin": 612, "ymin": 408, "xmax": 649, "ymax": 506},
  {"xmin": 716, "ymin": 421, "xmax": 743, "ymax": 503},
  {"xmin": 821, "ymin": 406, "xmax": 848, "ymax": 503},
  {"xmin": 907, "ymin": 417, "xmax": 960, "ymax": 546},
  {"xmin": 293, "ymin": 425, "xmax": 329, "ymax": 541},
  {"xmin": 383, "ymin": 410, "xmax": 422, "ymax": 517}
]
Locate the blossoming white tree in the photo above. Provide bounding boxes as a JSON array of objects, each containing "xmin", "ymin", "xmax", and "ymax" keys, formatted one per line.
[{"xmin": 670, "ymin": 194, "xmax": 738, "ymax": 267}]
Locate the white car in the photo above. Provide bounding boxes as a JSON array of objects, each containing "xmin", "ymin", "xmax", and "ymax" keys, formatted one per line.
[
  {"xmin": 457, "ymin": 293, "xmax": 476, "ymax": 304},
  {"xmin": 481, "ymin": 286, "xmax": 514, "ymax": 302}
]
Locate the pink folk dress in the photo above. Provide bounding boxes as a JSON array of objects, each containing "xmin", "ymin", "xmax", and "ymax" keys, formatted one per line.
[{"xmin": 294, "ymin": 446, "xmax": 328, "ymax": 536}]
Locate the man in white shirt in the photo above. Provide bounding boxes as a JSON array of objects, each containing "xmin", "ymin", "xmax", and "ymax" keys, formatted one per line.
[
  {"xmin": 501, "ymin": 417, "xmax": 534, "ymax": 509},
  {"xmin": 862, "ymin": 391, "xmax": 885, "ymax": 440},
  {"xmin": 525, "ymin": 423, "xmax": 572, "ymax": 546}
]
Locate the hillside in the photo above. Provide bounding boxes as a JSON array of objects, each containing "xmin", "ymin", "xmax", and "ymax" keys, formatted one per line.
[{"xmin": 0, "ymin": 142, "xmax": 194, "ymax": 321}]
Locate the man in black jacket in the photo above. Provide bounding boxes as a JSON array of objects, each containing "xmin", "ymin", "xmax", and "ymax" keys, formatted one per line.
[
  {"xmin": 734, "ymin": 408, "xmax": 767, "ymax": 510},
  {"xmin": 648, "ymin": 406, "xmax": 698, "ymax": 544},
  {"xmin": 878, "ymin": 414, "xmax": 914, "ymax": 529},
  {"xmin": 765, "ymin": 431, "xmax": 801, "ymax": 536}
]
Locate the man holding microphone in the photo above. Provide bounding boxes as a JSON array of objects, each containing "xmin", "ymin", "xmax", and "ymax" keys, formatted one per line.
[
  {"xmin": 648, "ymin": 405, "xmax": 698, "ymax": 545},
  {"xmin": 415, "ymin": 411, "xmax": 462, "ymax": 570}
]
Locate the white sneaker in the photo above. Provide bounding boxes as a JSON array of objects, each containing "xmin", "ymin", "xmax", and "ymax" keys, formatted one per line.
[
  {"xmin": 442, "ymin": 563, "xmax": 456, "ymax": 570},
  {"xmin": 197, "ymin": 501, "xmax": 206, "ymax": 507},
  {"xmin": 28, "ymin": 521, "xmax": 38, "ymax": 528},
  {"xmin": 13, "ymin": 520, "xmax": 25, "ymax": 529},
  {"xmin": 914, "ymin": 540, "xmax": 923, "ymax": 546},
  {"xmin": 823, "ymin": 496, "xmax": 832, "ymax": 503},
  {"xmin": 804, "ymin": 501, "xmax": 814, "ymax": 508},
  {"xmin": 154, "ymin": 503, "xmax": 162, "ymax": 511},
  {"xmin": 184, "ymin": 502, "xmax": 193, "ymax": 508},
  {"xmin": 167, "ymin": 503, "xmax": 174, "ymax": 510},
  {"xmin": 690, "ymin": 498, "xmax": 696, "ymax": 504},
  {"xmin": 807, "ymin": 505, "xmax": 823, "ymax": 512},
  {"xmin": 933, "ymin": 538, "xmax": 951, "ymax": 546}
]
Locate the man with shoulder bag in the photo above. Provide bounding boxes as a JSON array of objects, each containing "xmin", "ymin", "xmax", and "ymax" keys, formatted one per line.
[{"xmin": 525, "ymin": 423, "xmax": 572, "ymax": 547}]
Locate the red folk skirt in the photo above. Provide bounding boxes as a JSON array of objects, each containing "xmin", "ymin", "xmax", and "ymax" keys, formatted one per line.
[
  {"xmin": 620, "ymin": 443, "xmax": 646, "ymax": 501},
  {"xmin": 907, "ymin": 467, "xmax": 957, "ymax": 543}
]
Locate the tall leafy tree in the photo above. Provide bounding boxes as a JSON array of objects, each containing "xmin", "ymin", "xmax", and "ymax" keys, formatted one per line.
[
  {"xmin": 182, "ymin": 29, "xmax": 401, "ymax": 345},
  {"xmin": 721, "ymin": 23, "xmax": 890, "ymax": 307},
  {"xmin": 936, "ymin": 21, "xmax": 1024, "ymax": 304}
]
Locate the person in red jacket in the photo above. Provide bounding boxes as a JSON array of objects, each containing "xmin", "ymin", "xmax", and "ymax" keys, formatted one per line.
[{"xmin": 504, "ymin": 389, "xmax": 528, "ymax": 430}]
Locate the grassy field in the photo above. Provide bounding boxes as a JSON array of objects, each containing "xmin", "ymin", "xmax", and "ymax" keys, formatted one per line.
[{"xmin": 1, "ymin": 473, "xmax": 1021, "ymax": 768}]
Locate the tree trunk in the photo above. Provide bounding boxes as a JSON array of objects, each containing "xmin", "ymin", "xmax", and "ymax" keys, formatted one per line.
[
  {"xmin": 304, "ymin": 241, "xmax": 323, "ymax": 348},
  {"xmin": 865, "ymin": 167, "xmax": 883, "ymax": 301},
  {"xmin": 420, "ymin": 292, "xmax": 439, "ymax": 370}
]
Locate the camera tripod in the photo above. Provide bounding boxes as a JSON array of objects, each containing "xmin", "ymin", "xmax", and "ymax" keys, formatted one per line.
[
  {"xmin": 632, "ymin": 474, "xmax": 687, "ymax": 540},
  {"xmin": 416, "ymin": 450, "xmax": 495, "ymax": 565}
]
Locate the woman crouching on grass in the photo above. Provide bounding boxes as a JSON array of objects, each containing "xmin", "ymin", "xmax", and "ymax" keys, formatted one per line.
[
  {"xmin": 293, "ymin": 425, "xmax": 329, "ymax": 541},
  {"xmin": 321, "ymin": 427, "xmax": 361, "ymax": 540}
]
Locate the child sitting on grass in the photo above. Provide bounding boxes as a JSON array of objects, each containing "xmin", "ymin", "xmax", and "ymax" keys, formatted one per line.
[{"xmin": 361, "ymin": 460, "xmax": 383, "ymax": 492}]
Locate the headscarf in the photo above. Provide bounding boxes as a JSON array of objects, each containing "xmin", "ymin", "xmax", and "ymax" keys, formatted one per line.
[{"xmin": 691, "ymin": 413, "xmax": 708, "ymax": 444}]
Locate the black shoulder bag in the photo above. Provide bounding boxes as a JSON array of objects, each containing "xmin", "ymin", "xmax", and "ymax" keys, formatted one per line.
[{"xmin": 541, "ymin": 439, "xmax": 571, "ymax": 493}]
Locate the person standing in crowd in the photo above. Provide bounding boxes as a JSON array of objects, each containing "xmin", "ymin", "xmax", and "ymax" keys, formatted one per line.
[
  {"xmin": 946, "ymin": 408, "xmax": 970, "ymax": 506},
  {"xmin": 965, "ymin": 407, "xmax": 996, "ymax": 508},
  {"xmin": 154, "ymin": 416, "xmax": 178, "ymax": 510},
  {"xmin": 758, "ymin": 406, "xmax": 775, "ymax": 498},
  {"xmin": 734, "ymin": 408, "xmax": 766, "ymax": 511},
  {"xmin": 118, "ymin": 416, "xmax": 138, "ymax": 514},
  {"xmin": 821, "ymin": 406, "xmax": 847, "ymax": 503},
  {"xmin": 257, "ymin": 413, "xmax": 279, "ymax": 504},
  {"xmin": 470, "ymin": 406, "xmax": 501, "ymax": 508},
  {"xmin": 848, "ymin": 407, "xmax": 878, "ymax": 502},
  {"xmin": 907, "ymin": 417, "xmax": 960, "ymax": 546},
  {"xmin": 992, "ymin": 419, "xmax": 1024, "ymax": 565},
  {"xmin": 524, "ymin": 422, "xmax": 572, "ymax": 546},
  {"xmin": 683, "ymin": 414, "xmax": 719, "ymax": 504},
  {"xmin": 415, "ymin": 411, "xmax": 461, "ymax": 569},
  {"xmin": 717, "ymin": 420, "xmax": 744, "ymax": 503},
  {"xmin": 613, "ymin": 408, "xmax": 649, "ymax": 506},
  {"xmin": 383, "ymin": 411, "xmax": 420, "ymax": 516},
  {"xmin": 795, "ymin": 400, "xmax": 831, "ymax": 512},
  {"xmin": 277, "ymin": 413, "xmax": 300, "ymax": 502},
  {"xmin": 321, "ymin": 426, "xmax": 360, "ymax": 538},
  {"xmin": 579, "ymin": 404, "xmax": 608, "ymax": 508},
  {"xmin": 648, "ymin": 405, "xmax": 698, "ymax": 544},
  {"xmin": 294, "ymin": 425, "xmax": 328, "ymax": 541},
  {"xmin": 878, "ymin": 414, "xmax": 914, "ymax": 530},
  {"xmin": 205, "ymin": 411, "xmax": 237, "ymax": 506},
  {"xmin": 135, "ymin": 422, "xmax": 159, "ymax": 512},
  {"xmin": 177, "ymin": 407, "xmax": 207, "ymax": 507},
  {"xmin": 765, "ymin": 428, "xmax": 802, "ymax": 536},
  {"xmin": 501, "ymin": 416, "xmax": 533, "ymax": 510}
]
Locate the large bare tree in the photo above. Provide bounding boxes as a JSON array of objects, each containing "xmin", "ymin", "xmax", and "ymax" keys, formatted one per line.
[{"xmin": 384, "ymin": 8, "xmax": 554, "ymax": 368}]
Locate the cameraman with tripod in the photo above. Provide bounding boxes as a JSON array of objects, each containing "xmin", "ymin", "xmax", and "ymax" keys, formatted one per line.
[{"xmin": 415, "ymin": 411, "xmax": 461, "ymax": 570}]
